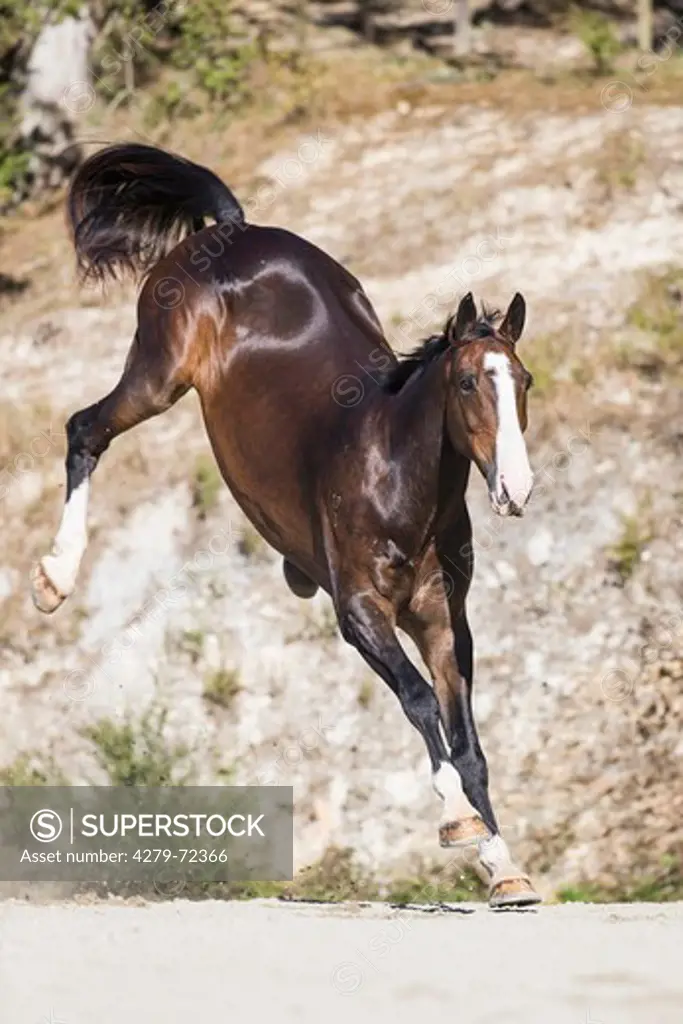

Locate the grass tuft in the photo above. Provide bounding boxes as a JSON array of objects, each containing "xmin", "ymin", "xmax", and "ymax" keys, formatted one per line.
[
  {"xmin": 82, "ymin": 705, "xmax": 194, "ymax": 786},
  {"xmin": 607, "ymin": 502, "xmax": 653, "ymax": 585},
  {"xmin": 385, "ymin": 864, "xmax": 486, "ymax": 904},
  {"xmin": 357, "ymin": 678, "xmax": 374, "ymax": 709},
  {"xmin": 623, "ymin": 270, "xmax": 683, "ymax": 377},
  {"xmin": 179, "ymin": 628, "xmax": 205, "ymax": 663},
  {"xmin": 557, "ymin": 856, "xmax": 683, "ymax": 903},
  {"xmin": 594, "ymin": 130, "xmax": 645, "ymax": 197},
  {"xmin": 237, "ymin": 524, "xmax": 267, "ymax": 559},
  {"xmin": 0, "ymin": 751, "xmax": 63, "ymax": 785},
  {"xmin": 191, "ymin": 454, "xmax": 222, "ymax": 518},
  {"xmin": 203, "ymin": 667, "xmax": 242, "ymax": 710}
]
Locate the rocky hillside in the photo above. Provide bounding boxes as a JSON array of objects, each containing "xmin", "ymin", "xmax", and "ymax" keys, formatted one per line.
[{"xmin": 1, "ymin": 83, "xmax": 683, "ymax": 897}]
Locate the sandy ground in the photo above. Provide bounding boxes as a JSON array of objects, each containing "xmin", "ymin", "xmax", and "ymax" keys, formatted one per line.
[{"xmin": 1, "ymin": 899, "xmax": 682, "ymax": 1023}]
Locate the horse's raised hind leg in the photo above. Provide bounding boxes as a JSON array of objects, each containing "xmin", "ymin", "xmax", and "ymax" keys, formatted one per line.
[
  {"xmin": 31, "ymin": 332, "xmax": 190, "ymax": 613},
  {"xmin": 410, "ymin": 603, "xmax": 541, "ymax": 909}
]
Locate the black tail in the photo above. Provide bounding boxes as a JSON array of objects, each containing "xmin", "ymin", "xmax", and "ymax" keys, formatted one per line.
[{"xmin": 68, "ymin": 143, "xmax": 245, "ymax": 283}]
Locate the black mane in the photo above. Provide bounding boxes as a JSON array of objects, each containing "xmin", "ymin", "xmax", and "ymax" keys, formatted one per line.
[{"xmin": 380, "ymin": 307, "xmax": 502, "ymax": 394}]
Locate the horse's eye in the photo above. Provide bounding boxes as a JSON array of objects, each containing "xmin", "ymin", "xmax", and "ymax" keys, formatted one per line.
[
  {"xmin": 459, "ymin": 374, "xmax": 477, "ymax": 395},
  {"xmin": 524, "ymin": 371, "xmax": 534, "ymax": 391}
]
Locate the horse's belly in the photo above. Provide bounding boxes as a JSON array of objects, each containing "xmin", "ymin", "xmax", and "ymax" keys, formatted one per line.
[
  {"xmin": 200, "ymin": 401, "xmax": 326, "ymax": 586},
  {"xmin": 196, "ymin": 329, "xmax": 366, "ymax": 590}
]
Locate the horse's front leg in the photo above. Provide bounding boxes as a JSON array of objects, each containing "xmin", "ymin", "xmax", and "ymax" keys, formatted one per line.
[
  {"xmin": 336, "ymin": 589, "xmax": 451, "ymax": 782},
  {"xmin": 409, "ymin": 601, "xmax": 541, "ymax": 908}
]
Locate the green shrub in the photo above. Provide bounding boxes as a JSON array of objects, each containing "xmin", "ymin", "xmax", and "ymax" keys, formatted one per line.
[
  {"xmin": 172, "ymin": 0, "xmax": 258, "ymax": 105},
  {"xmin": 0, "ymin": 751, "xmax": 63, "ymax": 785},
  {"xmin": 558, "ymin": 857, "xmax": 683, "ymax": 903},
  {"xmin": 0, "ymin": 145, "xmax": 30, "ymax": 208},
  {"xmin": 571, "ymin": 7, "xmax": 621, "ymax": 76},
  {"xmin": 82, "ymin": 705, "xmax": 194, "ymax": 786},
  {"xmin": 142, "ymin": 79, "xmax": 198, "ymax": 128}
]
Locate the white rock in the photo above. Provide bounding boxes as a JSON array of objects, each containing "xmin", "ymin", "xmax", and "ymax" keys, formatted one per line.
[
  {"xmin": 495, "ymin": 560, "xmax": 517, "ymax": 583},
  {"xmin": 0, "ymin": 569, "xmax": 16, "ymax": 602},
  {"xmin": 527, "ymin": 527, "xmax": 554, "ymax": 567}
]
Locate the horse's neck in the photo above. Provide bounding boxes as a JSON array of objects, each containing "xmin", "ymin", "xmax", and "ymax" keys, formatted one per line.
[
  {"xmin": 384, "ymin": 353, "xmax": 469, "ymax": 540},
  {"xmin": 436, "ymin": 444, "xmax": 471, "ymax": 528}
]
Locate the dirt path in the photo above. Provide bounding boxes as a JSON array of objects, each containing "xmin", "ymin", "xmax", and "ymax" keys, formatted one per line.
[{"xmin": 2, "ymin": 899, "xmax": 682, "ymax": 1023}]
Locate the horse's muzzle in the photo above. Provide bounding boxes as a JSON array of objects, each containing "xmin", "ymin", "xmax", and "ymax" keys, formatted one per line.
[{"xmin": 489, "ymin": 478, "xmax": 533, "ymax": 518}]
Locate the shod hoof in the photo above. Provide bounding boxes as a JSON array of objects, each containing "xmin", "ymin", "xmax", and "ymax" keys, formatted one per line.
[
  {"xmin": 31, "ymin": 560, "xmax": 67, "ymax": 614},
  {"xmin": 489, "ymin": 876, "xmax": 542, "ymax": 909}
]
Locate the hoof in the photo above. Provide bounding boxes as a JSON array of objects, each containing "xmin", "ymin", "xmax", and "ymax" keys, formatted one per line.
[
  {"xmin": 439, "ymin": 816, "xmax": 490, "ymax": 848},
  {"xmin": 489, "ymin": 877, "xmax": 542, "ymax": 909},
  {"xmin": 31, "ymin": 560, "xmax": 67, "ymax": 614}
]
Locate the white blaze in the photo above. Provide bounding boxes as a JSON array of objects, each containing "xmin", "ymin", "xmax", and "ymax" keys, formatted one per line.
[{"xmin": 484, "ymin": 351, "xmax": 533, "ymax": 512}]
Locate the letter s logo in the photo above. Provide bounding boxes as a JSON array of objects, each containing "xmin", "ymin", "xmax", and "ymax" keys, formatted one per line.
[{"xmin": 30, "ymin": 809, "xmax": 63, "ymax": 843}]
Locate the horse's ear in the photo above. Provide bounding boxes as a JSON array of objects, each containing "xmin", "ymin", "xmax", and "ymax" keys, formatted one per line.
[
  {"xmin": 500, "ymin": 292, "xmax": 526, "ymax": 345},
  {"xmin": 448, "ymin": 292, "xmax": 477, "ymax": 345}
]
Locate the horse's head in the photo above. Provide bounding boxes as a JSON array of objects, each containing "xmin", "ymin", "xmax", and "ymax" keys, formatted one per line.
[{"xmin": 444, "ymin": 292, "xmax": 533, "ymax": 517}]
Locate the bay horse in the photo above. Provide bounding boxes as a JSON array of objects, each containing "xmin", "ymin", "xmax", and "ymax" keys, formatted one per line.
[{"xmin": 31, "ymin": 143, "xmax": 539, "ymax": 907}]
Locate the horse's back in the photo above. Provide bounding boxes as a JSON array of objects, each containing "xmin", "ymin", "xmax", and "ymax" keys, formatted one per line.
[
  {"xmin": 140, "ymin": 224, "xmax": 391, "ymax": 402},
  {"xmin": 142, "ymin": 224, "xmax": 393, "ymax": 581},
  {"xmin": 149, "ymin": 223, "xmax": 386, "ymax": 349}
]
